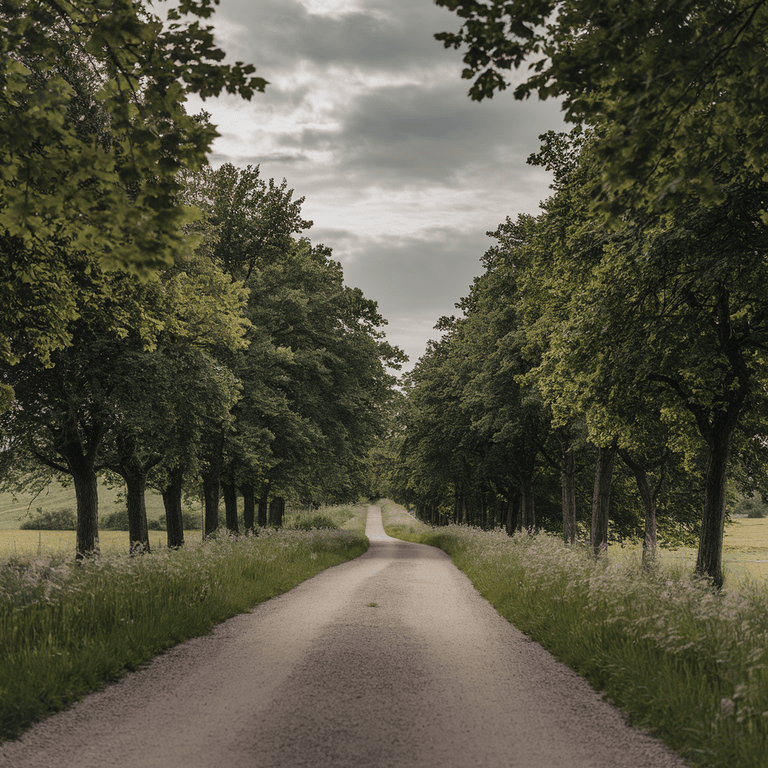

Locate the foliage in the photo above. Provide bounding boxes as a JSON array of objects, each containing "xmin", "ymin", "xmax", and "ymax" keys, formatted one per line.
[
  {"xmin": 435, "ymin": 0, "xmax": 768, "ymax": 216},
  {"xmin": 286, "ymin": 513, "xmax": 339, "ymax": 531},
  {"xmin": 0, "ymin": 0, "xmax": 266, "ymax": 274},
  {"xmin": 0, "ymin": 0, "xmax": 267, "ymax": 389},
  {"xmin": 19, "ymin": 507, "xmax": 76, "ymax": 531},
  {"xmin": 735, "ymin": 494, "xmax": 768, "ymax": 519}
]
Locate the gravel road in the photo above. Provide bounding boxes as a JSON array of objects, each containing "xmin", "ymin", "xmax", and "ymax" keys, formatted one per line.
[{"xmin": 0, "ymin": 506, "xmax": 689, "ymax": 768}]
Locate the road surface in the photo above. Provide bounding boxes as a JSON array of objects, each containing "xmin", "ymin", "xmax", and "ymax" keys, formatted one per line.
[{"xmin": 0, "ymin": 506, "xmax": 688, "ymax": 767}]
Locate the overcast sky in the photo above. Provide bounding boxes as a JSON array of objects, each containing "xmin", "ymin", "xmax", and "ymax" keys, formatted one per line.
[{"xmin": 186, "ymin": 0, "xmax": 565, "ymax": 371}]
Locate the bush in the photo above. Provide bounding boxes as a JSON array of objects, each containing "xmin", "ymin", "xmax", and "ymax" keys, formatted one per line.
[
  {"xmin": 19, "ymin": 508, "xmax": 76, "ymax": 531},
  {"xmin": 735, "ymin": 495, "xmax": 768, "ymax": 519},
  {"xmin": 100, "ymin": 509, "xmax": 129, "ymax": 531},
  {"xmin": 101, "ymin": 509, "xmax": 202, "ymax": 531},
  {"xmin": 287, "ymin": 513, "xmax": 339, "ymax": 531}
]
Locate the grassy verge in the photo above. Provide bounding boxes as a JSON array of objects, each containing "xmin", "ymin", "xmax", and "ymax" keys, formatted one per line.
[
  {"xmin": 0, "ymin": 505, "xmax": 368, "ymax": 742},
  {"xmin": 380, "ymin": 500, "xmax": 768, "ymax": 768}
]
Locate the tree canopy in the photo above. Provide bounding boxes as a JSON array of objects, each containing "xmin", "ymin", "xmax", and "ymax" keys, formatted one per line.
[
  {"xmin": 435, "ymin": 0, "xmax": 768, "ymax": 214},
  {"xmin": 0, "ymin": 0, "xmax": 266, "ymax": 272}
]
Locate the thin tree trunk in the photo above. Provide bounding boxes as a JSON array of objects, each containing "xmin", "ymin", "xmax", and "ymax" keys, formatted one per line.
[
  {"xmin": 124, "ymin": 471, "xmax": 150, "ymax": 554},
  {"xmin": 520, "ymin": 476, "xmax": 535, "ymax": 532},
  {"xmin": 619, "ymin": 450, "xmax": 659, "ymax": 566},
  {"xmin": 223, "ymin": 479, "xmax": 239, "ymax": 534},
  {"xmin": 241, "ymin": 483, "xmax": 255, "ymax": 532},
  {"xmin": 591, "ymin": 440, "xmax": 617, "ymax": 558},
  {"xmin": 504, "ymin": 490, "xmax": 515, "ymax": 535},
  {"xmin": 202, "ymin": 472, "xmax": 220, "ymax": 537},
  {"xmin": 71, "ymin": 460, "xmax": 100, "ymax": 559},
  {"xmin": 201, "ymin": 434, "xmax": 224, "ymax": 537},
  {"xmin": 258, "ymin": 488, "xmax": 268, "ymax": 528},
  {"xmin": 696, "ymin": 424, "xmax": 734, "ymax": 588},
  {"xmin": 162, "ymin": 466, "xmax": 185, "ymax": 549},
  {"xmin": 561, "ymin": 446, "xmax": 577, "ymax": 545}
]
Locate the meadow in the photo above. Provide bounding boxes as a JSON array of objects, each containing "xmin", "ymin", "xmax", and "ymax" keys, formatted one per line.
[
  {"xmin": 0, "ymin": 504, "xmax": 369, "ymax": 742},
  {"xmin": 381, "ymin": 500, "xmax": 768, "ymax": 768},
  {"xmin": 0, "ymin": 478, "xmax": 173, "ymax": 531},
  {"xmin": 616, "ymin": 516, "xmax": 768, "ymax": 586}
]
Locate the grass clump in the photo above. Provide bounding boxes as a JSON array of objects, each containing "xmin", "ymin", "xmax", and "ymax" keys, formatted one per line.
[
  {"xmin": 0, "ymin": 524, "xmax": 368, "ymax": 742},
  {"xmin": 381, "ymin": 501, "xmax": 768, "ymax": 768}
]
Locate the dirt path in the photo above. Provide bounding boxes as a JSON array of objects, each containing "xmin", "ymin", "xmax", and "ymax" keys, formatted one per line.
[{"xmin": 0, "ymin": 507, "xmax": 688, "ymax": 768}]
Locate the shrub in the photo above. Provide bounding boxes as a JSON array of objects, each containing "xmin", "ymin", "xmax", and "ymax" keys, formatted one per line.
[
  {"xmin": 101, "ymin": 509, "xmax": 202, "ymax": 531},
  {"xmin": 287, "ymin": 513, "xmax": 339, "ymax": 531},
  {"xmin": 735, "ymin": 495, "xmax": 768, "ymax": 519},
  {"xmin": 19, "ymin": 508, "xmax": 76, "ymax": 531},
  {"xmin": 100, "ymin": 509, "xmax": 129, "ymax": 531}
]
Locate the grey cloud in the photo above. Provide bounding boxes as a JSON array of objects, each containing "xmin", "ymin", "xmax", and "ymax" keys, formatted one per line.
[
  {"xmin": 316, "ymin": 223, "xmax": 488, "ymax": 299},
  {"xmin": 201, "ymin": 0, "xmax": 562, "ymax": 368},
  {"xmin": 330, "ymin": 84, "xmax": 562, "ymax": 187},
  {"xmin": 213, "ymin": 0, "xmax": 460, "ymax": 80},
  {"xmin": 264, "ymin": 83, "xmax": 563, "ymax": 190}
]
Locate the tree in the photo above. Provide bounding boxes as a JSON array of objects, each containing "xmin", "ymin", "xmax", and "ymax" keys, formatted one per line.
[
  {"xmin": 1, "ymin": 0, "xmax": 266, "ymax": 273},
  {"xmin": 0, "ymin": 0, "xmax": 265, "ymax": 402},
  {"xmin": 245, "ymin": 238, "xmax": 405, "ymax": 509},
  {"xmin": 0, "ymin": 243, "xmax": 248, "ymax": 556},
  {"xmin": 181, "ymin": 162, "xmax": 312, "ymax": 532},
  {"xmin": 435, "ymin": 0, "xmax": 768, "ymax": 215},
  {"xmin": 520, "ymin": 138, "xmax": 768, "ymax": 583}
]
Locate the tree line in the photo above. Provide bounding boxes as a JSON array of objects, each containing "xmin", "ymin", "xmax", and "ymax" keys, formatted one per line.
[
  {"xmin": 0, "ymin": 1, "xmax": 404, "ymax": 557},
  {"xmin": 389, "ymin": 0, "xmax": 768, "ymax": 587}
]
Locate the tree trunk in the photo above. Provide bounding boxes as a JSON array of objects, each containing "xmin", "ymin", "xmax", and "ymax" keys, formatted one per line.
[
  {"xmin": 504, "ymin": 490, "xmax": 515, "ymax": 535},
  {"xmin": 162, "ymin": 466, "xmax": 185, "ymax": 549},
  {"xmin": 258, "ymin": 488, "xmax": 268, "ymax": 528},
  {"xmin": 241, "ymin": 483, "xmax": 255, "ymax": 532},
  {"xmin": 201, "ymin": 434, "xmax": 224, "ymax": 537},
  {"xmin": 696, "ymin": 423, "xmax": 734, "ymax": 588},
  {"xmin": 124, "ymin": 471, "xmax": 150, "ymax": 554},
  {"xmin": 591, "ymin": 441, "xmax": 617, "ymax": 557},
  {"xmin": 561, "ymin": 446, "xmax": 577, "ymax": 545},
  {"xmin": 71, "ymin": 459, "xmax": 100, "ymax": 559},
  {"xmin": 223, "ymin": 479, "xmax": 239, "ymax": 534},
  {"xmin": 269, "ymin": 496, "xmax": 285, "ymax": 528},
  {"xmin": 56, "ymin": 438, "xmax": 101, "ymax": 559},
  {"xmin": 619, "ymin": 450, "xmax": 659, "ymax": 565},
  {"xmin": 202, "ymin": 471, "xmax": 220, "ymax": 537},
  {"xmin": 520, "ymin": 476, "xmax": 535, "ymax": 532}
]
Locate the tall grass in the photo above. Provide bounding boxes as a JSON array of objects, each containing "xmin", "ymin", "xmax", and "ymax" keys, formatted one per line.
[
  {"xmin": 380, "ymin": 501, "xmax": 768, "ymax": 768},
  {"xmin": 0, "ymin": 512, "xmax": 368, "ymax": 742}
]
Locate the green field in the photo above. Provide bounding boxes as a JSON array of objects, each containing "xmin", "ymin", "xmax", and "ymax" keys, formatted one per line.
[
  {"xmin": 0, "ymin": 478, "xmax": 175, "ymax": 531},
  {"xmin": 609, "ymin": 516, "xmax": 768, "ymax": 585}
]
